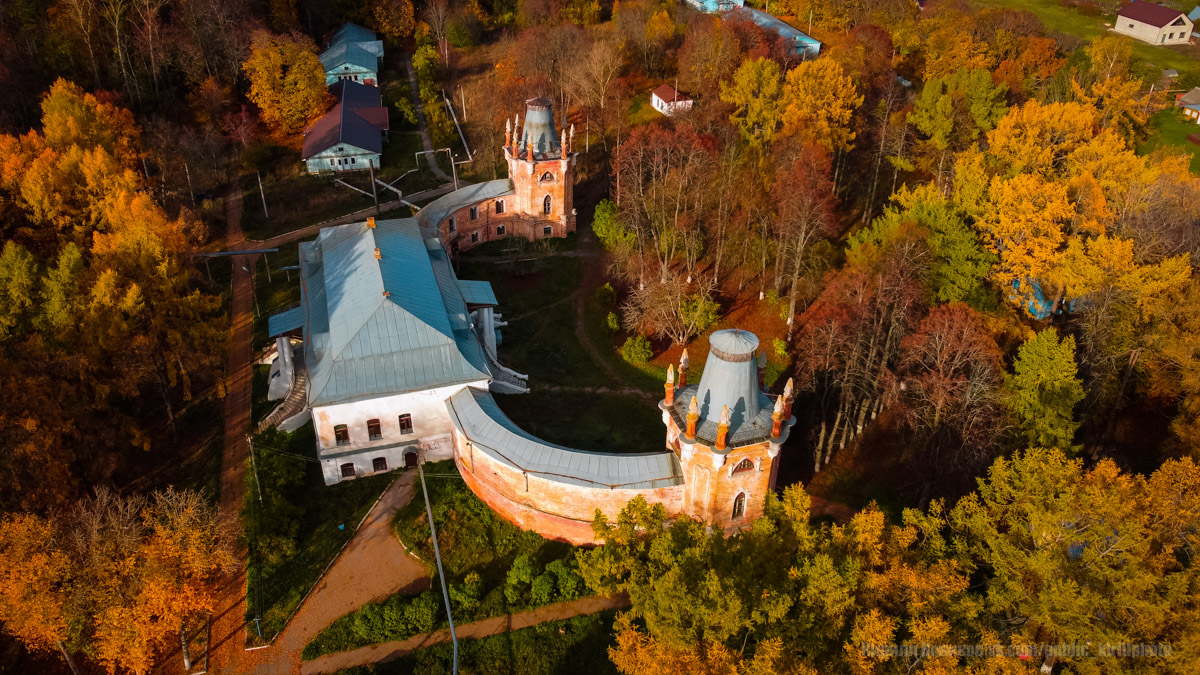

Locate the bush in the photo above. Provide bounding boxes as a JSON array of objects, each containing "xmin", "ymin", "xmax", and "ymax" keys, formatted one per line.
[
  {"xmin": 620, "ymin": 336, "xmax": 653, "ymax": 364},
  {"xmin": 504, "ymin": 554, "xmax": 538, "ymax": 605},
  {"xmin": 606, "ymin": 311, "xmax": 621, "ymax": 333},
  {"xmin": 772, "ymin": 337, "xmax": 788, "ymax": 358},
  {"xmin": 594, "ymin": 282, "xmax": 616, "ymax": 307}
]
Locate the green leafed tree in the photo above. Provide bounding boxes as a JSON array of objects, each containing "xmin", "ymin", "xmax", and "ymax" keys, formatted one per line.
[
  {"xmin": 720, "ymin": 57, "xmax": 782, "ymax": 150},
  {"xmin": 1003, "ymin": 329, "xmax": 1085, "ymax": 450}
]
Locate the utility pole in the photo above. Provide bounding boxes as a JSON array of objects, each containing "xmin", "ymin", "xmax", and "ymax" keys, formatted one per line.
[
  {"xmin": 418, "ymin": 458, "xmax": 458, "ymax": 674},
  {"xmin": 184, "ymin": 162, "xmax": 196, "ymax": 209},
  {"xmin": 459, "ymin": 84, "xmax": 467, "ymax": 122},
  {"xmin": 447, "ymin": 149, "xmax": 459, "ymax": 190},
  {"xmin": 369, "ymin": 161, "xmax": 380, "ymax": 215},
  {"xmin": 247, "ymin": 434, "xmax": 263, "ymax": 504},
  {"xmin": 257, "ymin": 170, "xmax": 269, "ymax": 218},
  {"xmin": 243, "ymin": 266, "xmax": 260, "ymax": 317},
  {"xmin": 180, "ymin": 627, "xmax": 192, "ymax": 671},
  {"xmin": 57, "ymin": 642, "xmax": 80, "ymax": 675}
]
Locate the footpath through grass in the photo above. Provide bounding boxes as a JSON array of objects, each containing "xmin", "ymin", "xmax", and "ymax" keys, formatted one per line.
[
  {"xmin": 330, "ymin": 610, "xmax": 620, "ymax": 675},
  {"xmin": 302, "ymin": 460, "xmax": 586, "ymax": 660},
  {"xmin": 243, "ymin": 424, "xmax": 394, "ymax": 645}
]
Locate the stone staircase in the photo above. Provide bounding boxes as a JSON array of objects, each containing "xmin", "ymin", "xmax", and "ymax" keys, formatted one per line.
[
  {"xmin": 483, "ymin": 348, "xmax": 529, "ymax": 393},
  {"xmin": 258, "ymin": 349, "xmax": 309, "ymax": 432}
]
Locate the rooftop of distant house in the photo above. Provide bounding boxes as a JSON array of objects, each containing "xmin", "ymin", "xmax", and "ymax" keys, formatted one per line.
[
  {"xmin": 652, "ymin": 84, "xmax": 691, "ymax": 103},
  {"xmin": 1117, "ymin": 1, "xmax": 1190, "ymax": 27}
]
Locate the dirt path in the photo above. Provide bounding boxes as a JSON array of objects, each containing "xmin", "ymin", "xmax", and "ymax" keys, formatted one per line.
[
  {"xmin": 241, "ymin": 473, "xmax": 432, "ymax": 675},
  {"xmin": 207, "ymin": 184, "xmax": 257, "ymax": 674},
  {"xmin": 533, "ymin": 383, "xmax": 659, "ymax": 404},
  {"xmin": 404, "ymin": 54, "xmax": 452, "ymax": 183},
  {"xmin": 301, "ymin": 593, "xmax": 630, "ymax": 674}
]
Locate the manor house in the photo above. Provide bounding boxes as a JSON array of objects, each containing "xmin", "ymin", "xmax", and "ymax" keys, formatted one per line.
[{"xmin": 266, "ymin": 99, "xmax": 793, "ymax": 542}]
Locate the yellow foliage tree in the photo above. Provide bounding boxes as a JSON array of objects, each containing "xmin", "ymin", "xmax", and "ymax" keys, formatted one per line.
[
  {"xmin": 985, "ymin": 100, "xmax": 1095, "ymax": 177},
  {"xmin": 978, "ymin": 173, "xmax": 1074, "ymax": 292},
  {"xmin": 242, "ymin": 30, "xmax": 332, "ymax": 139},
  {"xmin": 780, "ymin": 59, "xmax": 863, "ymax": 153}
]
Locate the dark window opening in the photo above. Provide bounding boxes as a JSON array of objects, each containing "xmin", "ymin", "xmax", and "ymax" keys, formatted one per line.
[
  {"xmin": 340, "ymin": 462, "xmax": 355, "ymax": 478},
  {"xmin": 543, "ymin": 195, "xmax": 552, "ymax": 215},
  {"xmin": 732, "ymin": 492, "xmax": 746, "ymax": 519},
  {"xmin": 543, "ymin": 225, "xmax": 552, "ymax": 236},
  {"xmin": 399, "ymin": 414, "xmax": 414, "ymax": 434},
  {"xmin": 469, "ymin": 206, "xmax": 478, "ymax": 220},
  {"xmin": 404, "ymin": 451, "xmax": 419, "ymax": 467},
  {"xmin": 732, "ymin": 458, "xmax": 754, "ymax": 474},
  {"xmin": 334, "ymin": 424, "xmax": 350, "ymax": 446},
  {"xmin": 497, "ymin": 225, "xmax": 506, "ymax": 235},
  {"xmin": 496, "ymin": 200, "xmax": 505, "ymax": 214},
  {"xmin": 372, "ymin": 457, "xmax": 388, "ymax": 472},
  {"xmin": 367, "ymin": 419, "xmax": 382, "ymax": 441},
  {"xmin": 471, "ymin": 232, "xmax": 479, "ymax": 243}
]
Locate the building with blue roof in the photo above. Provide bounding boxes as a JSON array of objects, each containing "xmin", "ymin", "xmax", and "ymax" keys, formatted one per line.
[
  {"xmin": 724, "ymin": 7, "xmax": 822, "ymax": 58},
  {"xmin": 320, "ymin": 23, "xmax": 383, "ymax": 86},
  {"xmin": 683, "ymin": 0, "xmax": 743, "ymax": 13},
  {"xmin": 302, "ymin": 80, "xmax": 390, "ymax": 172}
]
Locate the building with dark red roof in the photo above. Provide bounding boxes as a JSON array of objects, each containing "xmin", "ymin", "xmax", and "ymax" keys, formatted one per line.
[
  {"xmin": 651, "ymin": 84, "xmax": 693, "ymax": 117},
  {"xmin": 1115, "ymin": 1, "xmax": 1192, "ymax": 45},
  {"xmin": 302, "ymin": 80, "xmax": 390, "ymax": 173}
]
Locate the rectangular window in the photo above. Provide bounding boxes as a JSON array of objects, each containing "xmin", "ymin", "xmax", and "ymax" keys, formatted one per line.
[
  {"xmin": 330, "ymin": 159, "xmax": 335, "ymax": 166},
  {"xmin": 367, "ymin": 418, "xmax": 382, "ymax": 441},
  {"xmin": 372, "ymin": 457, "xmax": 388, "ymax": 472},
  {"xmin": 543, "ymin": 225, "xmax": 553, "ymax": 236},
  {"xmin": 340, "ymin": 462, "xmax": 355, "ymax": 478},
  {"xmin": 497, "ymin": 225, "xmax": 506, "ymax": 235},
  {"xmin": 448, "ymin": 217, "xmax": 456, "ymax": 233},
  {"xmin": 469, "ymin": 206, "xmax": 478, "ymax": 220},
  {"xmin": 471, "ymin": 232, "xmax": 479, "ymax": 243},
  {"xmin": 334, "ymin": 424, "xmax": 350, "ymax": 446},
  {"xmin": 496, "ymin": 200, "xmax": 505, "ymax": 214},
  {"xmin": 398, "ymin": 414, "xmax": 414, "ymax": 434},
  {"xmin": 351, "ymin": 157, "xmax": 356, "ymax": 164}
]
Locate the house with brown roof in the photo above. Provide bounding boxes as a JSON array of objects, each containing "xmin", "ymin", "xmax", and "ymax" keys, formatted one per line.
[
  {"xmin": 302, "ymin": 80, "xmax": 390, "ymax": 173},
  {"xmin": 1176, "ymin": 86, "xmax": 1200, "ymax": 123},
  {"xmin": 1115, "ymin": 1, "xmax": 1193, "ymax": 45},
  {"xmin": 651, "ymin": 84, "xmax": 693, "ymax": 117}
]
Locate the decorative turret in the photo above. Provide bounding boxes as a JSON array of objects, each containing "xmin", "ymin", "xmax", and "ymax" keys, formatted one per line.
[
  {"xmin": 771, "ymin": 395, "xmax": 785, "ymax": 439},
  {"xmin": 716, "ymin": 405, "xmax": 730, "ymax": 450},
  {"xmin": 665, "ymin": 364, "xmax": 676, "ymax": 406},
  {"xmin": 685, "ymin": 395, "xmax": 699, "ymax": 440},
  {"xmin": 504, "ymin": 117, "xmax": 512, "ymax": 149},
  {"xmin": 502, "ymin": 97, "xmax": 576, "ymax": 234},
  {"xmin": 782, "ymin": 377, "xmax": 794, "ymax": 420},
  {"xmin": 519, "ymin": 97, "xmax": 560, "ymax": 159},
  {"xmin": 679, "ymin": 349, "xmax": 690, "ymax": 387}
]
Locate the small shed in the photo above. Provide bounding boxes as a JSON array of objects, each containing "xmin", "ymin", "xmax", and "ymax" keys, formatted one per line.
[
  {"xmin": 651, "ymin": 85, "xmax": 694, "ymax": 117},
  {"xmin": 1176, "ymin": 87, "xmax": 1200, "ymax": 123}
]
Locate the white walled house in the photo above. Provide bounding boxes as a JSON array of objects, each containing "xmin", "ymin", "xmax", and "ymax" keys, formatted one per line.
[
  {"xmin": 302, "ymin": 80, "xmax": 389, "ymax": 173},
  {"xmin": 267, "ymin": 216, "xmax": 528, "ymax": 485},
  {"xmin": 1115, "ymin": 1, "xmax": 1193, "ymax": 45},
  {"xmin": 321, "ymin": 23, "xmax": 382, "ymax": 86},
  {"xmin": 651, "ymin": 84, "xmax": 694, "ymax": 117}
]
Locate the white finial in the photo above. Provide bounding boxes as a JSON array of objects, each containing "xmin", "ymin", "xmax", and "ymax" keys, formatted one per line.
[
  {"xmin": 506, "ymin": 118, "xmax": 512, "ymax": 132},
  {"xmin": 784, "ymin": 377, "xmax": 794, "ymax": 398},
  {"xmin": 560, "ymin": 128, "xmax": 567, "ymax": 153},
  {"xmin": 680, "ymin": 349, "xmax": 689, "ymax": 368},
  {"xmin": 688, "ymin": 396, "xmax": 699, "ymax": 416},
  {"xmin": 719, "ymin": 405, "xmax": 730, "ymax": 426},
  {"xmin": 666, "ymin": 364, "xmax": 675, "ymax": 385},
  {"xmin": 774, "ymin": 395, "xmax": 785, "ymax": 415}
]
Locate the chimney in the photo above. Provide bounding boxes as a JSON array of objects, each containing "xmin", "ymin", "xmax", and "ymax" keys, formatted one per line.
[
  {"xmin": 685, "ymin": 395, "xmax": 699, "ymax": 440},
  {"xmin": 664, "ymin": 364, "xmax": 676, "ymax": 406},
  {"xmin": 715, "ymin": 405, "xmax": 730, "ymax": 450},
  {"xmin": 367, "ymin": 216, "xmax": 376, "ymax": 228},
  {"xmin": 679, "ymin": 349, "xmax": 690, "ymax": 387},
  {"xmin": 771, "ymin": 395, "xmax": 785, "ymax": 439}
]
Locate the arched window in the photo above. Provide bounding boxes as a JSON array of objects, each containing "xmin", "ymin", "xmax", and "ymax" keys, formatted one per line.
[
  {"xmin": 340, "ymin": 462, "xmax": 356, "ymax": 478},
  {"xmin": 732, "ymin": 458, "xmax": 754, "ymax": 475},
  {"xmin": 496, "ymin": 200, "xmax": 505, "ymax": 214},
  {"xmin": 543, "ymin": 195, "xmax": 552, "ymax": 215},
  {"xmin": 540, "ymin": 171, "xmax": 554, "ymax": 182},
  {"xmin": 732, "ymin": 492, "xmax": 746, "ymax": 519},
  {"xmin": 372, "ymin": 457, "xmax": 388, "ymax": 472}
]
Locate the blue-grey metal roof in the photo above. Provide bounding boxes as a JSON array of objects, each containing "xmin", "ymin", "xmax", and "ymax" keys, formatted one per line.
[
  {"xmin": 519, "ymin": 98, "xmax": 561, "ymax": 159},
  {"xmin": 300, "ymin": 219, "xmax": 492, "ymax": 406},
  {"xmin": 320, "ymin": 42, "xmax": 379, "ymax": 74},
  {"xmin": 725, "ymin": 8, "xmax": 822, "ymax": 56},
  {"xmin": 459, "ymin": 280, "xmax": 498, "ymax": 306},
  {"xmin": 1191, "ymin": 6, "xmax": 1200, "ymax": 22},
  {"xmin": 268, "ymin": 305, "xmax": 305, "ymax": 337},
  {"xmin": 683, "ymin": 0, "xmax": 744, "ymax": 12},
  {"xmin": 302, "ymin": 81, "xmax": 389, "ymax": 160},
  {"xmin": 447, "ymin": 388, "xmax": 683, "ymax": 489},
  {"xmin": 416, "ymin": 179, "xmax": 514, "ymax": 229},
  {"xmin": 664, "ymin": 329, "xmax": 790, "ymax": 450},
  {"xmin": 330, "ymin": 23, "xmax": 377, "ymax": 47}
]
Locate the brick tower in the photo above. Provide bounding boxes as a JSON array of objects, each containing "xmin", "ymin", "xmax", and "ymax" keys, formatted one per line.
[
  {"xmin": 502, "ymin": 97, "xmax": 576, "ymax": 235},
  {"xmin": 661, "ymin": 329, "xmax": 795, "ymax": 529}
]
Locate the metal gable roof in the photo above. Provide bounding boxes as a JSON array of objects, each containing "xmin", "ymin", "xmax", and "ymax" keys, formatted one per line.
[
  {"xmin": 1118, "ymin": 1, "xmax": 1188, "ymax": 27},
  {"xmin": 301, "ymin": 81, "xmax": 389, "ymax": 160},
  {"xmin": 320, "ymin": 42, "xmax": 378, "ymax": 73},
  {"xmin": 416, "ymin": 179, "xmax": 515, "ymax": 230},
  {"xmin": 330, "ymin": 23, "xmax": 377, "ymax": 46},
  {"xmin": 301, "ymin": 219, "xmax": 491, "ymax": 406},
  {"xmin": 458, "ymin": 280, "xmax": 499, "ymax": 306},
  {"xmin": 447, "ymin": 388, "xmax": 683, "ymax": 489}
]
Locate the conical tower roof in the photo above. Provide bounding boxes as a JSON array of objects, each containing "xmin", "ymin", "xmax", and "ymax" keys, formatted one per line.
[{"xmin": 519, "ymin": 97, "xmax": 561, "ymax": 159}]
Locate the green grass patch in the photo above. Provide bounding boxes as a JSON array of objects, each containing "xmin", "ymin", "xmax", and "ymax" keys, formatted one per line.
[
  {"xmin": 303, "ymin": 460, "xmax": 585, "ymax": 660},
  {"xmin": 241, "ymin": 172, "xmax": 375, "ymax": 241},
  {"xmin": 331, "ymin": 610, "xmax": 620, "ymax": 675},
  {"xmin": 243, "ymin": 424, "xmax": 394, "ymax": 645},
  {"xmin": 494, "ymin": 391, "xmax": 665, "ymax": 454},
  {"xmin": 1139, "ymin": 108, "xmax": 1200, "ymax": 174},
  {"xmin": 581, "ymin": 294, "xmax": 666, "ymax": 393},
  {"xmin": 250, "ymin": 363, "xmax": 272, "ymax": 428},
  {"xmin": 970, "ymin": 0, "xmax": 1200, "ymax": 80},
  {"xmin": 627, "ymin": 92, "xmax": 661, "ymax": 127}
]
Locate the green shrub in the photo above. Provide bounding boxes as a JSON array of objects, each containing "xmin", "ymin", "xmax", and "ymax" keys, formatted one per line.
[
  {"xmin": 605, "ymin": 311, "xmax": 620, "ymax": 333},
  {"xmin": 594, "ymin": 282, "xmax": 616, "ymax": 307},
  {"xmin": 402, "ymin": 592, "xmax": 439, "ymax": 633},
  {"xmin": 530, "ymin": 572, "xmax": 557, "ymax": 605},
  {"xmin": 772, "ymin": 337, "xmax": 788, "ymax": 358},
  {"xmin": 449, "ymin": 571, "xmax": 482, "ymax": 613},
  {"xmin": 545, "ymin": 559, "xmax": 583, "ymax": 601},
  {"xmin": 504, "ymin": 553, "xmax": 538, "ymax": 605},
  {"xmin": 620, "ymin": 336, "xmax": 653, "ymax": 364},
  {"xmin": 681, "ymin": 295, "xmax": 720, "ymax": 336}
]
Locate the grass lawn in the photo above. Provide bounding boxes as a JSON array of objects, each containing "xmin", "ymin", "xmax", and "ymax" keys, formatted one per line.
[
  {"xmin": 244, "ymin": 424, "xmax": 394, "ymax": 645},
  {"xmin": 250, "ymin": 238, "xmax": 308, "ymax": 352},
  {"xmin": 331, "ymin": 610, "xmax": 620, "ymax": 675},
  {"xmin": 494, "ymin": 391, "xmax": 665, "ymax": 454},
  {"xmin": 1139, "ymin": 108, "xmax": 1200, "ymax": 174},
  {"xmin": 627, "ymin": 92, "xmax": 661, "ymax": 127},
  {"xmin": 970, "ymin": 0, "xmax": 1200, "ymax": 80},
  {"xmin": 303, "ymin": 460, "xmax": 586, "ymax": 660}
]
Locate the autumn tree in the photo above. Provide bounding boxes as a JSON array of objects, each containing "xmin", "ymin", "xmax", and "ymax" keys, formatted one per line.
[
  {"xmin": 771, "ymin": 143, "xmax": 837, "ymax": 338},
  {"xmin": 371, "ymin": 0, "xmax": 416, "ymax": 40},
  {"xmin": 909, "ymin": 68, "xmax": 1006, "ymax": 188},
  {"xmin": 720, "ymin": 57, "xmax": 782, "ymax": 150},
  {"xmin": 779, "ymin": 58, "xmax": 863, "ymax": 155},
  {"xmin": 242, "ymin": 29, "xmax": 331, "ymax": 139}
]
